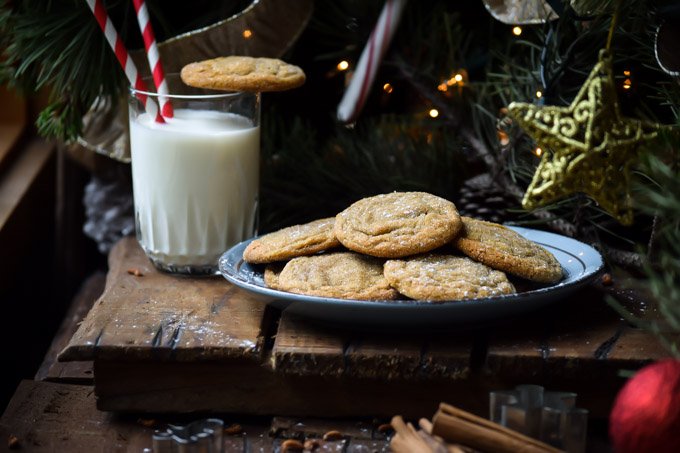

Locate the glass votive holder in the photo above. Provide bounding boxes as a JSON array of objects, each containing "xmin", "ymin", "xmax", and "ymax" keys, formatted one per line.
[{"xmin": 490, "ymin": 385, "xmax": 588, "ymax": 453}]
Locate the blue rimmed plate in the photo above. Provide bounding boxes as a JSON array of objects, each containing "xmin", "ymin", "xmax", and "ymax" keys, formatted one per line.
[{"xmin": 218, "ymin": 227, "xmax": 604, "ymax": 328}]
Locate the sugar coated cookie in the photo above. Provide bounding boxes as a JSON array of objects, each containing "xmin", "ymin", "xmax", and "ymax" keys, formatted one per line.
[
  {"xmin": 263, "ymin": 263, "xmax": 284, "ymax": 290},
  {"xmin": 278, "ymin": 252, "xmax": 399, "ymax": 300},
  {"xmin": 384, "ymin": 254, "xmax": 516, "ymax": 301},
  {"xmin": 243, "ymin": 217, "xmax": 340, "ymax": 264},
  {"xmin": 180, "ymin": 56, "xmax": 305, "ymax": 92},
  {"xmin": 334, "ymin": 192, "xmax": 462, "ymax": 258},
  {"xmin": 453, "ymin": 217, "xmax": 563, "ymax": 283}
]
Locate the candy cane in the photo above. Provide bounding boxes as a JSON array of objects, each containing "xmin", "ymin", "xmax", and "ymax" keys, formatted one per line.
[
  {"xmin": 337, "ymin": 0, "xmax": 407, "ymax": 123},
  {"xmin": 133, "ymin": 0, "xmax": 173, "ymax": 118},
  {"xmin": 85, "ymin": 0, "xmax": 164, "ymax": 123}
]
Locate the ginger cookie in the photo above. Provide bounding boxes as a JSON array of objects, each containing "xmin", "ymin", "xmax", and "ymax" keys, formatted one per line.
[
  {"xmin": 384, "ymin": 254, "xmax": 516, "ymax": 301},
  {"xmin": 334, "ymin": 192, "xmax": 462, "ymax": 258},
  {"xmin": 180, "ymin": 56, "xmax": 305, "ymax": 92},
  {"xmin": 263, "ymin": 263, "xmax": 284, "ymax": 290},
  {"xmin": 453, "ymin": 217, "xmax": 563, "ymax": 283},
  {"xmin": 278, "ymin": 252, "xmax": 400, "ymax": 300},
  {"xmin": 243, "ymin": 217, "xmax": 340, "ymax": 264}
]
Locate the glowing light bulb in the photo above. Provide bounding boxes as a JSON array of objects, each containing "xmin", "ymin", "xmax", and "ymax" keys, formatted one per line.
[
  {"xmin": 536, "ymin": 90, "xmax": 543, "ymax": 98},
  {"xmin": 242, "ymin": 29, "xmax": 253, "ymax": 39},
  {"xmin": 383, "ymin": 83, "xmax": 393, "ymax": 93},
  {"xmin": 429, "ymin": 109, "xmax": 439, "ymax": 118},
  {"xmin": 337, "ymin": 60, "xmax": 349, "ymax": 71},
  {"xmin": 497, "ymin": 130, "xmax": 510, "ymax": 146},
  {"xmin": 533, "ymin": 146, "xmax": 543, "ymax": 157},
  {"xmin": 454, "ymin": 73, "xmax": 463, "ymax": 83},
  {"xmin": 512, "ymin": 26, "xmax": 522, "ymax": 36},
  {"xmin": 438, "ymin": 83, "xmax": 448, "ymax": 92},
  {"xmin": 623, "ymin": 70, "xmax": 631, "ymax": 76},
  {"xmin": 623, "ymin": 78, "xmax": 632, "ymax": 90}
]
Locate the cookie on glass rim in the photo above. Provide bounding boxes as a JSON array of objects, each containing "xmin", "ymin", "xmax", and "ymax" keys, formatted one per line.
[{"xmin": 180, "ymin": 56, "xmax": 305, "ymax": 92}]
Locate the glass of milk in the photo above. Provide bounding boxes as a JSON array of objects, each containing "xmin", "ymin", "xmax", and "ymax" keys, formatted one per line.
[{"xmin": 128, "ymin": 75, "xmax": 260, "ymax": 275}]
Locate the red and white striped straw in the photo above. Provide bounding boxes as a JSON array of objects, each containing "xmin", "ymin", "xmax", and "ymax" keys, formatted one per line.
[
  {"xmin": 337, "ymin": 0, "xmax": 407, "ymax": 123},
  {"xmin": 85, "ymin": 0, "xmax": 164, "ymax": 123},
  {"xmin": 132, "ymin": 0, "xmax": 173, "ymax": 118}
]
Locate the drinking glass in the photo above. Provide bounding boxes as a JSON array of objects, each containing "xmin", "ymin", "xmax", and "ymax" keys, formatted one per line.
[{"xmin": 129, "ymin": 75, "xmax": 260, "ymax": 274}]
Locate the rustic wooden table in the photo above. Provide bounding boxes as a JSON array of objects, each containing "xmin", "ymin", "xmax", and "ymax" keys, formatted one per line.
[
  {"xmin": 2, "ymin": 235, "xmax": 665, "ymax": 451},
  {"xmin": 53, "ymin": 237, "xmax": 669, "ymax": 420},
  {"xmin": 1, "ymin": 272, "xmax": 393, "ymax": 452}
]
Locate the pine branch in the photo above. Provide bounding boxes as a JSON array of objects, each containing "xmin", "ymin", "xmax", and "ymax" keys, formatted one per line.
[
  {"xmin": 1, "ymin": 0, "xmax": 128, "ymax": 141},
  {"xmin": 0, "ymin": 0, "xmax": 234, "ymax": 141},
  {"xmin": 392, "ymin": 58, "xmax": 497, "ymax": 169}
]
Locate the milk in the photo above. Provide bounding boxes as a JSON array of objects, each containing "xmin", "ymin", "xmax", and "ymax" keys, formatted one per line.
[{"xmin": 130, "ymin": 109, "xmax": 260, "ymax": 272}]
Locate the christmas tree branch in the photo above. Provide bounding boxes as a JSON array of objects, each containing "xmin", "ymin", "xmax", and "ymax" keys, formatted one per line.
[{"xmin": 391, "ymin": 57, "xmax": 498, "ymax": 170}]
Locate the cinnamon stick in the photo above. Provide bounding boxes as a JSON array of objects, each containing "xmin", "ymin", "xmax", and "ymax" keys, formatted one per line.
[
  {"xmin": 390, "ymin": 416, "xmax": 441, "ymax": 453},
  {"xmin": 391, "ymin": 416, "xmax": 467, "ymax": 453},
  {"xmin": 432, "ymin": 403, "xmax": 563, "ymax": 453}
]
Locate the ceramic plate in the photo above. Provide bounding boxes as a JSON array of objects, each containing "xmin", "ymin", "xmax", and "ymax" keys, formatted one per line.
[{"xmin": 218, "ymin": 227, "xmax": 604, "ymax": 328}]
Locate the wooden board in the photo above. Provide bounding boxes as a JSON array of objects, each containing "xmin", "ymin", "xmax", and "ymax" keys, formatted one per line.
[
  {"xmin": 273, "ymin": 313, "xmax": 472, "ymax": 380},
  {"xmin": 0, "ymin": 140, "xmax": 55, "ymax": 289},
  {"xmin": 92, "ymin": 360, "xmax": 494, "ymax": 417},
  {"xmin": 59, "ymin": 237, "xmax": 271, "ymax": 362},
  {"xmin": 0, "ymin": 380, "xmax": 155, "ymax": 452},
  {"xmin": 35, "ymin": 272, "xmax": 105, "ymax": 383},
  {"xmin": 0, "ymin": 380, "xmax": 391, "ymax": 452},
  {"xmin": 56, "ymin": 237, "xmax": 674, "ymax": 417}
]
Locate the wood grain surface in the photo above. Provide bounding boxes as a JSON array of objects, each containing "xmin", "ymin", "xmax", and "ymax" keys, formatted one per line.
[
  {"xmin": 35, "ymin": 272, "xmax": 105, "ymax": 383},
  {"xmin": 59, "ymin": 237, "xmax": 269, "ymax": 362},
  {"xmin": 0, "ymin": 380, "xmax": 391, "ymax": 452},
  {"xmin": 55, "ymin": 238, "xmax": 673, "ymax": 417}
]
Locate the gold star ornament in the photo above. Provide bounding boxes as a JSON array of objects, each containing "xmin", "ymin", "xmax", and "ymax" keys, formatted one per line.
[{"xmin": 508, "ymin": 50, "xmax": 662, "ymax": 225}]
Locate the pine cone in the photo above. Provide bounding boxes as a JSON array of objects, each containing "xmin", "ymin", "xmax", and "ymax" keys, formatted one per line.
[
  {"xmin": 456, "ymin": 174, "xmax": 519, "ymax": 224},
  {"xmin": 83, "ymin": 176, "xmax": 135, "ymax": 254}
]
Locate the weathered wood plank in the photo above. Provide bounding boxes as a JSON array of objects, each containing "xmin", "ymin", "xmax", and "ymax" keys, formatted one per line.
[
  {"xmin": 0, "ymin": 380, "xmax": 154, "ymax": 452},
  {"xmin": 272, "ymin": 313, "xmax": 348, "ymax": 376},
  {"xmin": 0, "ymin": 140, "xmax": 52, "ymax": 232},
  {"xmin": 35, "ymin": 272, "xmax": 105, "ymax": 383},
  {"xmin": 91, "ymin": 359, "xmax": 624, "ymax": 418},
  {"xmin": 0, "ymin": 139, "xmax": 55, "ymax": 294},
  {"xmin": 268, "ymin": 417, "xmax": 393, "ymax": 452},
  {"xmin": 419, "ymin": 335, "xmax": 474, "ymax": 380},
  {"xmin": 59, "ymin": 237, "xmax": 271, "ymax": 362},
  {"xmin": 607, "ymin": 327, "xmax": 673, "ymax": 363},
  {"xmin": 273, "ymin": 313, "xmax": 473, "ymax": 380},
  {"xmin": 485, "ymin": 286, "xmax": 637, "ymax": 377},
  {"xmin": 1, "ymin": 381, "xmax": 396, "ymax": 452},
  {"xmin": 486, "ymin": 278, "xmax": 670, "ymax": 378},
  {"xmin": 93, "ymin": 360, "xmax": 487, "ymax": 417},
  {"xmin": 345, "ymin": 335, "xmax": 423, "ymax": 380},
  {"xmin": 481, "ymin": 283, "xmax": 674, "ymax": 418},
  {"xmin": 270, "ymin": 416, "xmax": 376, "ymax": 440}
]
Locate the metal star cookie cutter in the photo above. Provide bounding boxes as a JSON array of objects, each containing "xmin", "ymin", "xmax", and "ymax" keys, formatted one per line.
[
  {"xmin": 490, "ymin": 385, "xmax": 588, "ymax": 453},
  {"xmin": 151, "ymin": 418, "xmax": 224, "ymax": 453}
]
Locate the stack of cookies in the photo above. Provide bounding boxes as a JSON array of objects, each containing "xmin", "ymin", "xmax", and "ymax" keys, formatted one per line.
[{"xmin": 242, "ymin": 192, "xmax": 563, "ymax": 302}]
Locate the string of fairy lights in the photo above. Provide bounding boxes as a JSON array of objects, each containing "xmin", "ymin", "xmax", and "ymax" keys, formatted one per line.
[
  {"xmin": 326, "ymin": 25, "xmax": 541, "ymax": 121},
  {"xmin": 238, "ymin": 24, "xmax": 633, "ymax": 133}
]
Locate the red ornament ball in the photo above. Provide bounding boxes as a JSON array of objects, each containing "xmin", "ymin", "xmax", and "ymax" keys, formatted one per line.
[{"xmin": 610, "ymin": 359, "xmax": 680, "ymax": 453}]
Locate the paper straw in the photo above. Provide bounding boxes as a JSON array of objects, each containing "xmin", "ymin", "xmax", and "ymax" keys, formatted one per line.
[
  {"xmin": 85, "ymin": 0, "xmax": 164, "ymax": 123},
  {"xmin": 337, "ymin": 0, "xmax": 407, "ymax": 123},
  {"xmin": 133, "ymin": 0, "xmax": 173, "ymax": 118}
]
